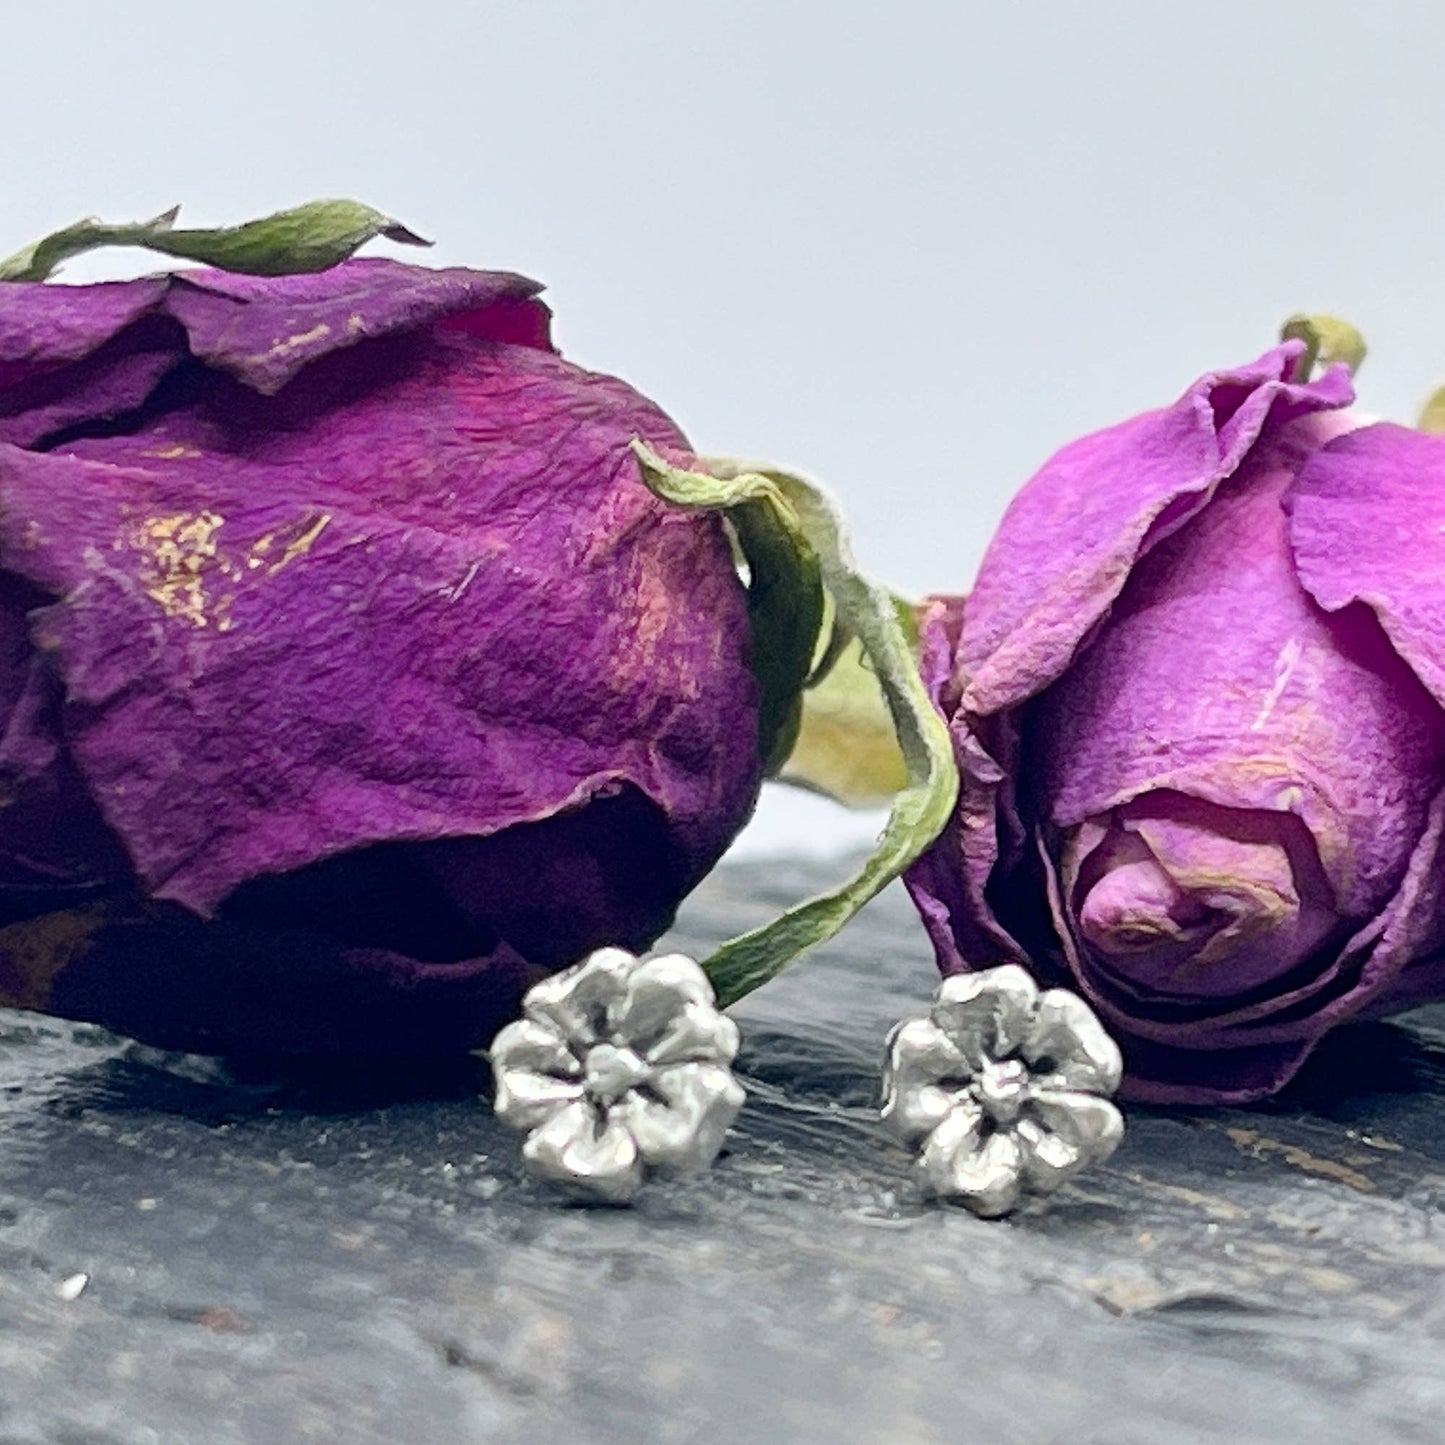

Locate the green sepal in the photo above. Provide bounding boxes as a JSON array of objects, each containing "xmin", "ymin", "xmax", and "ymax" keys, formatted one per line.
[
  {"xmin": 631, "ymin": 443, "xmax": 824, "ymax": 776},
  {"xmin": 1280, "ymin": 313, "xmax": 1367, "ymax": 380},
  {"xmin": 0, "ymin": 199, "xmax": 429, "ymax": 283},
  {"xmin": 1419, "ymin": 386, "xmax": 1445, "ymax": 435},
  {"xmin": 632, "ymin": 445, "xmax": 960, "ymax": 1007},
  {"xmin": 779, "ymin": 606, "xmax": 912, "ymax": 807}
]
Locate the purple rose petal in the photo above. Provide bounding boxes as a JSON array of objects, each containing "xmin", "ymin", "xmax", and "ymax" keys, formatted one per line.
[
  {"xmin": 1035, "ymin": 432, "xmax": 1445, "ymax": 940},
  {"xmin": 960, "ymin": 344, "xmax": 1353, "ymax": 717},
  {"xmin": 1289, "ymin": 422, "xmax": 1445, "ymax": 706},
  {"xmin": 163, "ymin": 258, "xmax": 551, "ymax": 393},
  {"xmin": 0, "ymin": 260, "xmax": 760, "ymax": 1057},
  {"xmin": 907, "ymin": 344, "xmax": 1445, "ymax": 1101},
  {"xmin": 0, "ymin": 278, "xmax": 167, "ymax": 373}
]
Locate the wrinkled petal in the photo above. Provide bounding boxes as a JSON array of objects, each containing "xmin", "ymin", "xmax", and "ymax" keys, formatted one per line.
[
  {"xmin": 905, "ymin": 686, "xmax": 1030, "ymax": 969},
  {"xmin": 615, "ymin": 1061, "xmax": 744, "ymax": 1172},
  {"xmin": 1076, "ymin": 856, "xmax": 1203, "ymax": 962},
  {"xmin": 520, "ymin": 1099, "xmax": 642, "ymax": 1203},
  {"xmin": 17, "ymin": 898, "xmax": 543, "ymax": 1057},
  {"xmin": 917, "ymin": 1102, "xmax": 1021, "ymax": 1216},
  {"xmin": 1289, "ymin": 422, "xmax": 1445, "ymax": 709},
  {"xmin": 960, "ymin": 345, "xmax": 1352, "ymax": 718},
  {"xmin": 0, "ymin": 259, "xmax": 765, "ymax": 1061},
  {"xmin": 0, "ymin": 321, "xmax": 759, "ymax": 919},
  {"xmin": 1255, "ymin": 785, "xmax": 1445, "ymax": 1041},
  {"xmin": 905, "ymin": 352, "xmax": 1356, "ymax": 997},
  {"xmin": 162, "ymin": 258, "xmax": 551, "ymax": 394},
  {"xmin": 0, "ymin": 277, "xmax": 166, "ymax": 372},
  {"xmin": 399, "ymin": 792, "xmax": 705, "ymax": 972},
  {"xmin": 1035, "ymin": 448, "xmax": 1445, "ymax": 923},
  {"xmin": 522, "ymin": 946, "xmax": 636, "ymax": 1046},
  {"xmin": 1048, "ymin": 786, "xmax": 1445, "ymax": 1103},
  {"xmin": 1022, "ymin": 990, "xmax": 1123, "ymax": 1095},
  {"xmin": 897, "ymin": 349, "xmax": 1445, "ymax": 1105},
  {"xmin": 0, "ymin": 321, "xmax": 183, "ymax": 449},
  {"xmin": 0, "ymin": 578, "xmax": 131, "ymax": 896},
  {"xmin": 1060, "ymin": 799, "xmax": 1342, "ymax": 1009},
  {"xmin": 488, "ymin": 1016, "xmax": 583, "ymax": 1129},
  {"xmin": 931, "ymin": 964, "xmax": 1037, "ymax": 1066},
  {"xmin": 1016, "ymin": 1090, "xmax": 1124, "ymax": 1188},
  {"xmin": 880, "ymin": 1016, "xmax": 970, "ymax": 1145}
]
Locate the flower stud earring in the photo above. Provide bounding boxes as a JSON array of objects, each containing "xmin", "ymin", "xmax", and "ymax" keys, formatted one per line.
[
  {"xmin": 488, "ymin": 947, "xmax": 745, "ymax": 1203},
  {"xmin": 880, "ymin": 965, "xmax": 1124, "ymax": 1217}
]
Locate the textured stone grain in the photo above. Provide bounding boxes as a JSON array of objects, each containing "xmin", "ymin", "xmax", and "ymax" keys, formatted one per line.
[{"xmin": 1, "ymin": 859, "xmax": 1442, "ymax": 1444}]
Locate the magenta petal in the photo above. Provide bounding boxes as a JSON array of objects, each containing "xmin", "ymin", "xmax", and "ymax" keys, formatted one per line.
[
  {"xmin": 42, "ymin": 898, "xmax": 543, "ymax": 1058},
  {"xmin": 1065, "ymin": 798, "xmax": 1339, "ymax": 1001},
  {"xmin": 1106, "ymin": 1033, "xmax": 1316, "ymax": 1106},
  {"xmin": 163, "ymin": 258, "xmax": 551, "ymax": 395},
  {"xmin": 1289, "ymin": 422, "xmax": 1445, "ymax": 707},
  {"xmin": 0, "ymin": 278, "xmax": 167, "ymax": 379},
  {"xmin": 222, "ymin": 785, "xmax": 699, "ymax": 976},
  {"xmin": 904, "ymin": 345, "xmax": 1445, "ymax": 1104},
  {"xmin": 0, "ymin": 576, "xmax": 130, "ymax": 894},
  {"xmin": 1075, "ymin": 852, "xmax": 1201, "ymax": 958},
  {"xmin": 906, "ymin": 349, "xmax": 1358, "ymax": 984},
  {"xmin": 1112, "ymin": 783, "xmax": 1445, "ymax": 1101},
  {"xmin": 905, "ymin": 597, "xmax": 1031, "ymax": 967},
  {"xmin": 0, "ymin": 258, "xmax": 761, "ymax": 1059},
  {"xmin": 0, "ymin": 319, "xmax": 183, "ymax": 448},
  {"xmin": 0, "ymin": 327, "xmax": 757, "ymax": 921},
  {"xmin": 1034, "ymin": 444, "xmax": 1445, "ymax": 920},
  {"xmin": 960, "ymin": 344, "xmax": 1352, "ymax": 717}
]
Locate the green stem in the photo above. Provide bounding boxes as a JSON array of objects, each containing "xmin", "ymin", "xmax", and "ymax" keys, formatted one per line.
[
  {"xmin": 632, "ymin": 445, "xmax": 960, "ymax": 1006},
  {"xmin": 0, "ymin": 200, "xmax": 428, "ymax": 283}
]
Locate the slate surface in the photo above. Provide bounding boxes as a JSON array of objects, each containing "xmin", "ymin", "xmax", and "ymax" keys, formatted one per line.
[{"xmin": 1, "ymin": 858, "xmax": 1443, "ymax": 1445}]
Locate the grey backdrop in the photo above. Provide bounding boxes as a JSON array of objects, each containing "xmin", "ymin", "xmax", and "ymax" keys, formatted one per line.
[{"xmin": 5, "ymin": 0, "xmax": 1440, "ymax": 852}]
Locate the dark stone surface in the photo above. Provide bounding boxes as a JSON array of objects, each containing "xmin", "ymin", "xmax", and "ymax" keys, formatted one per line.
[{"xmin": 2, "ymin": 858, "xmax": 1443, "ymax": 1444}]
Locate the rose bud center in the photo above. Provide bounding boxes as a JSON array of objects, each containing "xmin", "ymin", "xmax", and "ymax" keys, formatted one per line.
[
  {"xmin": 1076, "ymin": 849, "xmax": 1214, "ymax": 955},
  {"xmin": 1032, "ymin": 454, "xmax": 1445, "ymax": 1017},
  {"xmin": 1067, "ymin": 798, "xmax": 1340, "ymax": 999}
]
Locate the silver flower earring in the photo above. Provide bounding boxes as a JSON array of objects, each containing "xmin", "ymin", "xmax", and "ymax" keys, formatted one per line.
[
  {"xmin": 488, "ymin": 947, "xmax": 745, "ymax": 1203},
  {"xmin": 880, "ymin": 965, "xmax": 1125, "ymax": 1217}
]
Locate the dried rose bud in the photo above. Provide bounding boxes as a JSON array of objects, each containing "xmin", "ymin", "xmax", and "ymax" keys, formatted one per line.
[
  {"xmin": 906, "ymin": 336, "xmax": 1445, "ymax": 1103},
  {"xmin": 0, "ymin": 225, "xmax": 764, "ymax": 1055}
]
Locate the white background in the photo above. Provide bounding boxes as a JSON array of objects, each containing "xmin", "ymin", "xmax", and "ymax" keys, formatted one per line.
[{"xmin": 6, "ymin": 1, "xmax": 1443, "ymax": 855}]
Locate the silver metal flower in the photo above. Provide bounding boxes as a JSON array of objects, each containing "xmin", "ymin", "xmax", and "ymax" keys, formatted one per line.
[
  {"xmin": 881, "ymin": 965, "xmax": 1124, "ymax": 1217},
  {"xmin": 488, "ymin": 946, "xmax": 745, "ymax": 1203}
]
